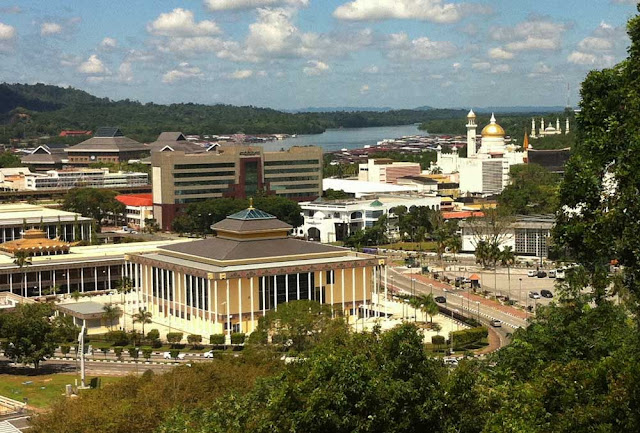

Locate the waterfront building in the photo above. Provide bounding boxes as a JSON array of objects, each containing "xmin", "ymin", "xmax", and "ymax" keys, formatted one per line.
[
  {"xmin": 151, "ymin": 139, "xmax": 323, "ymax": 230},
  {"xmin": 433, "ymin": 111, "xmax": 526, "ymax": 196},
  {"xmin": 0, "ymin": 203, "xmax": 92, "ymax": 243},
  {"xmin": 358, "ymin": 159, "xmax": 421, "ymax": 184},
  {"xmin": 127, "ymin": 205, "xmax": 387, "ymax": 339},
  {"xmin": 65, "ymin": 127, "xmax": 149, "ymax": 166},
  {"xmin": 299, "ymin": 195, "xmax": 442, "ymax": 243}
]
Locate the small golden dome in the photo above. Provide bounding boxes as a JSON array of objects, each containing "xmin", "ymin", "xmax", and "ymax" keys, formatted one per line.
[{"xmin": 481, "ymin": 113, "xmax": 505, "ymax": 137}]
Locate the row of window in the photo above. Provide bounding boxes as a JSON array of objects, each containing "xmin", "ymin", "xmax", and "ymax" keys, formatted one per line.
[
  {"xmin": 174, "ymin": 179, "xmax": 231, "ymax": 187},
  {"xmin": 264, "ymin": 167, "xmax": 319, "ymax": 174},
  {"xmin": 264, "ymin": 159, "xmax": 319, "ymax": 166},
  {"xmin": 174, "ymin": 163, "xmax": 235, "ymax": 170},
  {"xmin": 271, "ymin": 183, "xmax": 320, "ymax": 191},
  {"xmin": 175, "ymin": 187, "xmax": 230, "ymax": 196},
  {"xmin": 173, "ymin": 171, "xmax": 235, "ymax": 178},
  {"xmin": 266, "ymin": 175, "xmax": 319, "ymax": 183}
]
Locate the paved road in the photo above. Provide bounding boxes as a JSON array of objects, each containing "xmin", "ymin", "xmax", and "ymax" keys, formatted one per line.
[{"xmin": 389, "ymin": 267, "xmax": 528, "ymax": 334}]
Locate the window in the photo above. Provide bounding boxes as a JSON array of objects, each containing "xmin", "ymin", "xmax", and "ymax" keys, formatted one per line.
[
  {"xmin": 174, "ymin": 163, "xmax": 235, "ymax": 170},
  {"xmin": 264, "ymin": 159, "xmax": 319, "ymax": 166},
  {"xmin": 326, "ymin": 270, "xmax": 335, "ymax": 284},
  {"xmin": 173, "ymin": 171, "xmax": 235, "ymax": 178},
  {"xmin": 242, "ymin": 160, "xmax": 259, "ymax": 195}
]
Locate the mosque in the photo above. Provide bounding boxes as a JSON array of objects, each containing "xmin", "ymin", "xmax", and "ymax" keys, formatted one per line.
[
  {"xmin": 432, "ymin": 111, "xmax": 526, "ymax": 196},
  {"xmin": 530, "ymin": 117, "xmax": 570, "ymax": 138}
]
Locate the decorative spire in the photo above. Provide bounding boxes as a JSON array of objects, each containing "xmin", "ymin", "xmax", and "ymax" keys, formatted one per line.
[
  {"xmin": 523, "ymin": 128, "xmax": 529, "ymax": 150},
  {"xmin": 490, "ymin": 113, "xmax": 496, "ymax": 123},
  {"xmin": 248, "ymin": 197, "xmax": 254, "ymax": 209}
]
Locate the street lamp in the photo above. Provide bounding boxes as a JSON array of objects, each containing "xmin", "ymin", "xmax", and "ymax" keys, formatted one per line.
[
  {"xmin": 411, "ymin": 277, "xmax": 416, "ymax": 322},
  {"xmin": 519, "ymin": 278, "xmax": 522, "ymax": 306}
]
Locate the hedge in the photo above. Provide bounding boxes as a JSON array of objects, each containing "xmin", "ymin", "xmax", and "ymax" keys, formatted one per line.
[
  {"xmin": 210, "ymin": 334, "xmax": 225, "ymax": 345},
  {"xmin": 431, "ymin": 335, "xmax": 446, "ymax": 346},
  {"xmin": 450, "ymin": 327, "xmax": 488, "ymax": 348},
  {"xmin": 230, "ymin": 333, "xmax": 246, "ymax": 345}
]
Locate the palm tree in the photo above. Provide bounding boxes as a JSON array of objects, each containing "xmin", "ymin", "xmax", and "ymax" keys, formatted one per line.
[
  {"xmin": 418, "ymin": 294, "xmax": 439, "ymax": 324},
  {"xmin": 102, "ymin": 304, "xmax": 121, "ymax": 331},
  {"xmin": 500, "ymin": 246, "xmax": 516, "ymax": 302},
  {"xmin": 71, "ymin": 290, "xmax": 81, "ymax": 302},
  {"xmin": 116, "ymin": 277, "xmax": 132, "ymax": 330},
  {"xmin": 408, "ymin": 296, "xmax": 422, "ymax": 322},
  {"xmin": 132, "ymin": 308, "xmax": 152, "ymax": 341},
  {"xmin": 13, "ymin": 250, "xmax": 32, "ymax": 297}
]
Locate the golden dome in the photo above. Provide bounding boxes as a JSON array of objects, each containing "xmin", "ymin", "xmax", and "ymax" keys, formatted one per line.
[{"xmin": 481, "ymin": 113, "xmax": 505, "ymax": 137}]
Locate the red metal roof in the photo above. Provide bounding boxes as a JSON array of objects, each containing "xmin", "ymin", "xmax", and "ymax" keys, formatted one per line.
[{"xmin": 116, "ymin": 193, "xmax": 153, "ymax": 207}]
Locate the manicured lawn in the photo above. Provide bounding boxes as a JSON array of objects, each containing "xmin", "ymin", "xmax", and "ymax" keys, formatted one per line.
[
  {"xmin": 0, "ymin": 373, "xmax": 122, "ymax": 409},
  {"xmin": 378, "ymin": 241, "xmax": 437, "ymax": 251}
]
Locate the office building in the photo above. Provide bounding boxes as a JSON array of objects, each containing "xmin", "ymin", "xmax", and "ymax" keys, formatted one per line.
[
  {"xmin": 127, "ymin": 205, "xmax": 387, "ymax": 339},
  {"xmin": 358, "ymin": 159, "xmax": 422, "ymax": 184},
  {"xmin": 65, "ymin": 127, "xmax": 149, "ymax": 166},
  {"xmin": 152, "ymin": 139, "xmax": 322, "ymax": 230}
]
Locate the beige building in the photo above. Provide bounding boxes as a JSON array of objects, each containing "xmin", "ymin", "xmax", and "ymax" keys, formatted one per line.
[
  {"xmin": 127, "ymin": 205, "xmax": 388, "ymax": 340},
  {"xmin": 151, "ymin": 140, "xmax": 323, "ymax": 230}
]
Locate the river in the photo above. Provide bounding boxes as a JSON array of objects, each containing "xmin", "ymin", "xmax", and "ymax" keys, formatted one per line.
[{"xmin": 262, "ymin": 124, "xmax": 424, "ymax": 152}]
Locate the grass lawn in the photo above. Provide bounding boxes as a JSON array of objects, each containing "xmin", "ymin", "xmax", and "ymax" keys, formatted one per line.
[
  {"xmin": 0, "ymin": 373, "xmax": 122, "ymax": 409},
  {"xmin": 378, "ymin": 241, "xmax": 437, "ymax": 251}
]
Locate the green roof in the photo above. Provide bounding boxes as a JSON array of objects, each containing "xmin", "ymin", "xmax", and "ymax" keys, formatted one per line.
[
  {"xmin": 370, "ymin": 200, "xmax": 384, "ymax": 207},
  {"xmin": 227, "ymin": 207, "xmax": 276, "ymax": 221}
]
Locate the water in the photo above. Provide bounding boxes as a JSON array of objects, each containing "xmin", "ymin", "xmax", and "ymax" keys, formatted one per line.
[{"xmin": 262, "ymin": 124, "xmax": 424, "ymax": 152}]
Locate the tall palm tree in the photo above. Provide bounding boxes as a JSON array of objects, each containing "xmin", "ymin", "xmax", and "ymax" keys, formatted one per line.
[
  {"xmin": 418, "ymin": 294, "xmax": 439, "ymax": 324},
  {"xmin": 132, "ymin": 308, "xmax": 152, "ymax": 341},
  {"xmin": 102, "ymin": 304, "xmax": 121, "ymax": 331},
  {"xmin": 13, "ymin": 250, "xmax": 32, "ymax": 297},
  {"xmin": 116, "ymin": 276, "xmax": 132, "ymax": 330}
]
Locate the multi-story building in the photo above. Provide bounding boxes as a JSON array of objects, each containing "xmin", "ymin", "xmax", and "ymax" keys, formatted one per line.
[
  {"xmin": 299, "ymin": 195, "xmax": 442, "ymax": 243},
  {"xmin": 21, "ymin": 144, "xmax": 67, "ymax": 171},
  {"xmin": 127, "ymin": 205, "xmax": 387, "ymax": 339},
  {"xmin": 115, "ymin": 193, "xmax": 154, "ymax": 230},
  {"xmin": 21, "ymin": 168, "xmax": 148, "ymax": 190},
  {"xmin": 65, "ymin": 127, "xmax": 149, "ymax": 166},
  {"xmin": 358, "ymin": 159, "xmax": 422, "ymax": 184},
  {"xmin": 152, "ymin": 140, "xmax": 323, "ymax": 230},
  {"xmin": 0, "ymin": 203, "xmax": 93, "ymax": 243}
]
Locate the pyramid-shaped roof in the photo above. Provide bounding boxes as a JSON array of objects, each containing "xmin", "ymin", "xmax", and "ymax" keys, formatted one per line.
[
  {"xmin": 212, "ymin": 206, "xmax": 292, "ymax": 234},
  {"xmin": 228, "ymin": 207, "xmax": 277, "ymax": 220}
]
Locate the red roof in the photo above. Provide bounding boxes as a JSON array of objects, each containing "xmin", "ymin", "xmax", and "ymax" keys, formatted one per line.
[
  {"xmin": 469, "ymin": 274, "xmax": 480, "ymax": 280},
  {"xmin": 116, "ymin": 193, "xmax": 153, "ymax": 207},
  {"xmin": 442, "ymin": 211, "xmax": 484, "ymax": 219}
]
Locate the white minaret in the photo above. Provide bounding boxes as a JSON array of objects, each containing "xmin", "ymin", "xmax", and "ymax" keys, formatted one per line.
[
  {"xmin": 565, "ymin": 118, "xmax": 570, "ymax": 134},
  {"xmin": 540, "ymin": 118, "xmax": 545, "ymax": 136},
  {"xmin": 530, "ymin": 117, "xmax": 536, "ymax": 138},
  {"xmin": 466, "ymin": 109, "xmax": 477, "ymax": 157},
  {"xmin": 556, "ymin": 118, "xmax": 560, "ymax": 133}
]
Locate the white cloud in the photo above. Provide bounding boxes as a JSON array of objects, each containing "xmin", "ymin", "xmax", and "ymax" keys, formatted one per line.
[
  {"xmin": 360, "ymin": 84, "xmax": 370, "ymax": 94},
  {"xmin": 78, "ymin": 54, "xmax": 106, "ymax": 75},
  {"xmin": 472, "ymin": 61, "xmax": 510, "ymax": 73},
  {"xmin": 568, "ymin": 21, "xmax": 626, "ymax": 68},
  {"xmin": 578, "ymin": 36, "xmax": 613, "ymax": 51},
  {"xmin": 488, "ymin": 47, "xmax": 514, "ymax": 60},
  {"xmin": 303, "ymin": 60, "xmax": 329, "ymax": 76},
  {"xmin": 567, "ymin": 51, "xmax": 614, "ymax": 67},
  {"xmin": 204, "ymin": 0, "xmax": 308, "ymax": 11},
  {"xmin": 0, "ymin": 22, "xmax": 16, "ymax": 40},
  {"xmin": 491, "ymin": 18, "xmax": 569, "ymax": 51},
  {"xmin": 100, "ymin": 37, "xmax": 118, "ymax": 50},
  {"xmin": 117, "ymin": 62, "xmax": 133, "ymax": 83},
  {"xmin": 387, "ymin": 32, "xmax": 456, "ymax": 60},
  {"xmin": 41, "ymin": 22, "xmax": 63, "ymax": 36},
  {"xmin": 472, "ymin": 62, "xmax": 491, "ymax": 71},
  {"xmin": 528, "ymin": 62, "xmax": 552, "ymax": 77},
  {"xmin": 491, "ymin": 64, "xmax": 510, "ymax": 74},
  {"xmin": 452, "ymin": 62, "xmax": 461, "ymax": 71},
  {"xmin": 333, "ymin": 0, "xmax": 491, "ymax": 23},
  {"xmin": 148, "ymin": 8, "xmax": 221, "ymax": 37},
  {"xmin": 162, "ymin": 63, "xmax": 204, "ymax": 83},
  {"xmin": 363, "ymin": 65, "xmax": 379, "ymax": 74},
  {"xmin": 229, "ymin": 69, "xmax": 254, "ymax": 79}
]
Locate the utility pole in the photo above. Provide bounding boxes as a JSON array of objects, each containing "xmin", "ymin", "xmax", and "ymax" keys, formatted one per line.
[{"xmin": 78, "ymin": 324, "xmax": 88, "ymax": 389}]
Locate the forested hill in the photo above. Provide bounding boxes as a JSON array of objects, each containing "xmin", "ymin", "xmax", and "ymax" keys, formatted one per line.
[{"xmin": 0, "ymin": 82, "xmax": 467, "ymax": 143}]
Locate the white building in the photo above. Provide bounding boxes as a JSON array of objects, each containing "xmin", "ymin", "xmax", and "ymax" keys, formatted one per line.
[
  {"xmin": 530, "ymin": 117, "xmax": 570, "ymax": 138},
  {"xmin": 433, "ymin": 111, "xmax": 526, "ymax": 196},
  {"xmin": 115, "ymin": 194, "xmax": 154, "ymax": 230},
  {"xmin": 459, "ymin": 214, "xmax": 554, "ymax": 258},
  {"xmin": 323, "ymin": 178, "xmax": 419, "ymax": 198},
  {"xmin": 358, "ymin": 159, "xmax": 421, "ymax": 184},
  {"xmin": 299, "ymin": 195, "xmax": 442, "ymax": 243},
  {"xmin": 23, "ymin": 168, "xmax": 148, "ymax": 191}
]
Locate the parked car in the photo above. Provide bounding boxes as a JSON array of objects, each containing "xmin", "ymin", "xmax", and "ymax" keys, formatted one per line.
[
  {"xmin": 434, "ymin": 296, "xmax": 447, "ymax": 303},
  {"xmin": 443, "ymin": 357, "xmax": 459, "ymax": 367},
  {"xmin": 490, "ymin": 319, "xmax": 502, "ymax": 327},
  {"xmin": 203, "ymin": 350, "xmax": 215, "ymax": 358},
  {"xmin": 163, "ymin": 351, "xmax": 186, "ymax": 360},
  {"xmin": 527, "ymin": 270, "xmax": 537, "ymax": 277},
  {"xmin": 556, "ymin": 268, "xmax": 566, "ymax": 280},
  {"xmin": 537, "ymin": 271, "xmax": 547, "ymax": 278},
  {"xmin": 548, "ymin": 270, "xmax": 556, "ymax": 278},
  {"xmin": 529, "ymin": 291, "xmax": 541, "ymax": 299},
  {"xmin": 541, "ymin": 289, "xmax": 554, "ymax": 298}
]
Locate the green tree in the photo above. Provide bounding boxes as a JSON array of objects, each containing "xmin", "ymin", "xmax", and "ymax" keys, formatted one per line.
[
  {"xmin": 0, "ymin": 151, "xmax": 22, "ymax": 168},
  {"xmin": 1, "ymin": 303, "xmax": 58, "ymax": 369},
  {"xmin": 498, "ymin": 163, "xmax": 560, "ymax": 215},
  {"xmin": 12, "ymin": 250, "xmax": 32, "ymax": 297},
  {"xmin": 187, "ymin": 334, "xmax": 202, "ymax": 349},
  {"xmin": 166, "ymin": 332, "xmax": 184, "ymax": 347},
  {"xmin": 62, "ymin": 187, "xmax": 125, "ymax": 223},
  {"xmin": 102, "ymin": 304, "xmax": 121, "ymax": 331},
  {"xmin": 132, "ymin": 308, "xmax": 152, "ymax": 339}
]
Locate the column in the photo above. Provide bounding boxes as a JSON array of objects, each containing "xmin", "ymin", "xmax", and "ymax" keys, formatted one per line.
[
  {"xmin": 172, "ymin": 271, "xmax": 177, "ymax": 318},
  {"xmin": 189, "ymin": 275, "xmax": 194, "ymax": 320},
  {"xmin": 214, "ymin": 280, "xmax": 219, "ymax": 324},
  {"xmin": 52, "ymin": 269, "xmax": 56, "ymax": 290},
  {"xmin": 94, "ymin": 267, "xmax": 98, "ymax": 292},
  {"xmin": 362, "ymin": 267, "xmax": 367, "ymax": 319},
  {"xmin": 285, "ymin": 274, "xmax": 289, "ymax": 303},
  {"xmin": 307, "ymin": 273, "xmax": 311, "ymax": 300},
  {"xmin": 67, "ymin": 269, "xmax": 70, "ymax": 294},
  {"xmin": 207, "ymin": 278, "xmax": 212, "ymax": 334},
  {"xmin": 273, "ymin": 275, "xmax": 277, "ymax": 311},
  {"xmin": 38, "ymin": 271, "xmax": 42, "ymax": 297},
  {"xmin": 373, "ymin": 266, "xmax": 378, "ymax": 318},
  {"xmin": 341, "ymin": 268, "xmax": 345, "ymax": 313},
  {"xmin": 250, "ymin": 277, "xmax": 255, "ymax": 332},
  {"xmin": 161, "ymin": 269, "xmax": 166, "ymax": 317},
  {"xmin": 319, "ymin": 269, "xmax": 323, "ymax": 304},
  {"xmin": 296, "ymin": 273, "xmax": 300, "ymax": 300},
  {"xmin": 9, "ymin": 274, "xmax": 13, "ymax": 294},
  {"xmin": 226, "ymin": 279, "xmax": 231, "ymax": 343},
  {"xmin": 384, "ymin": 265, "xmax": 388, "ymax": 319},
  {"xmin": 238, "ymin": 278, "xmax": 243, "ymax": 333},
  {"xmin": 331, "ymin": 270, "xmax": 335, "ymax": 308},
  {"xmin": 261, "ymin": 276, "xmax": 266, "ymax": 317},
  {"xmin": 107, "ymin": 266, "xmax": 112, "ymax": 291},
  {"xmin": 352, "ymin": 268, "xmax": 356, "ymax": 317},
  {"xmin": 80, "ymin": 268, "xmax": 84, "ymax": 292}
]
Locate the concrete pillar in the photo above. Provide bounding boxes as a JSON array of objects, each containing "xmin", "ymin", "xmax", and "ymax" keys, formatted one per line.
[
  {"xmin": 226, "ymin": 279, "xmax": 231, "ymax": 343},
  {"xmin": 250, "ymin": 277, "xmax": 255, "ymax": 333},
  {"xmin": 341, "ymin": 268, "xmax": 345, "ymax": 313},
  {"xmin": 38, "ymin": 271, "xmax": 42, "ymax": 297},
  {"xmin": 273, "ymin": 275, "xmax": 277, "ymax": 311},
  {"xmin": 238, "ymin": 278, "xmax": 243, "ymax": 333},
  {"xmin": 214, "ymin": 280, "xmax": 218, "ymax": 324}
]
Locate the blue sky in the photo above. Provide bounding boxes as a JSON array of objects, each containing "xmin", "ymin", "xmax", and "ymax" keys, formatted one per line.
[{"xmin": 0, "ymin": 0, "xmax": 637, "ymax": 109}]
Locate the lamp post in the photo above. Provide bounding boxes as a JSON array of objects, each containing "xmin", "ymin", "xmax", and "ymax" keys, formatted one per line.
[
  {"xmin": 519, "ymin": 278, "xmax": 522, "ymax": 307},
  {"xmin": 411, "ymin": 277, "xmax": 416, "ymax": 322}
]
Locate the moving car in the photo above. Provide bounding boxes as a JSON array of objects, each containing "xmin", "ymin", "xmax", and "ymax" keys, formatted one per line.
[
  {"xmin": 443, "ymin": 357, "xmax": 459, "ymax": 367},
  {"xmin": 434, "ymin": 296, "xmax": 447, "ymax": 303},
  {"xmin": 537, "ymin": 271, "xmax": 547, "ymax": 278},
  {"xmin": 541, "ymin": 289, "xmax": 554, "ymax": 298},
  {"xmin": 203, "ymin": 350, "xmax": 215, "ymax": 358},
  {"xmin": 529, "ymin": 291, "xmax": 541, "ymax": 299},
  {"xmin": 548, "ymin": 270, "xmax": 556, "ymax": 278},
  {"xmin": 490, "ymin": 319, "xmax": 502, "ymax": 327},
  {"xmin": 163, "ymin": 351, "xmax": 186, "ymax": 360},
  {"xmin": 527, "ymin": 270, "xmax": 537, "ymax": 277}
]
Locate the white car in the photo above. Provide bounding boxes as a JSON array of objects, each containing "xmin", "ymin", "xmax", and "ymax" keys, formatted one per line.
[
  {"xmin": 163, "ymin": 351, "xmax": 185, "ymax": 360},
  {"xmin": 527, "ymin": 270, "xmax": 537, "ymax": 277},
  {"xmin": 443, "ymin": 357, "xmax": 459, "ymax": 367},
  {"xmin": 529, "ymin": 291, "xmax": 541, "ymax": 299},
  {"xmin": 490, "ymin": 319, "xmax": 502, "ymax": 328},
  {"xmin": 203, "ymin": 350, "xmax": 215, "ymax": 358}
]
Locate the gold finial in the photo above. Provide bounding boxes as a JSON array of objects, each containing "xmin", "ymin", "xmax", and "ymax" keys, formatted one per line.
[{"xmin": 249, "ymin": 197, "xmax": 254, "ymax": 209}]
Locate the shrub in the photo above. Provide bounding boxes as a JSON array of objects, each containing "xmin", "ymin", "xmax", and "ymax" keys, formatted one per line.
[
  {"xmin": 128, "ymin": 347, "xmax": 139, "ymax": 360},
  {"xmin": 450, "ymin": 327, "xmax": 488, "ymax": 349},
  {"xmin": 146, "ymin": 329, "xmax": 160, "ymax": 341},
  {"xmin": 100, "ymin": 347, "xmax": 109, "ymax": 358},
  {"xmin": 187, "ymin": 334, "xmax": 202, "ymax": 348},
  {"xmin": 151, "ymin": 339, "xmax": 162, "ymax": 349},
  {"xmin": 114, "ymin": 347, "xmax": 124, "ymax": 360},
  {"xmin": 141, "ymin": 347, "xmax": 152, "ymax": 360},
  {"xmin": 60, "ymin": 345, "xmax": 70, "ymax": 357},
  {"xmin": 431, "ymin": 335, "xmax": 445, "ymax": 346},
  {"xmin": 169, "ymin": 349, "xmax": 180, "ymax": 359},
  {"xmin": 166, "ymin": 332, "xmax": 183, "ymax": 347},
  {"xmin": 106, "ymin": 330, "xmax": 129, "ymax": 346},
  {"xmin": 230, "ymin": 333, "xmax": 246, "ymax": 345},
  {"xmin": 209, "ymin": 334, "xmax": 225, "ymax": 345}
]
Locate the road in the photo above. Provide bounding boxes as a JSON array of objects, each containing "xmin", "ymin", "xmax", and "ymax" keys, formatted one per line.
[{"xmin": 388, "ymin": 267, "xmax": 528, "ymax": 346}]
